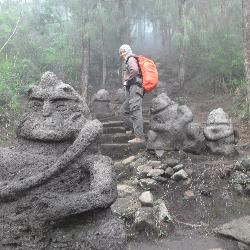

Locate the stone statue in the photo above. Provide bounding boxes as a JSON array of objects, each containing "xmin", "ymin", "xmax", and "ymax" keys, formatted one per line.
[
  {"xmin": 0, "ymin": 72, "xmax": 126, "ymax": 249},
  {"xmin": 147, "ymin": 93, "xmax": 204, "ymax": 154},
  {"xmin": 204, "ymin": 108, "xmax": 238, "ymax": 155},
  {"xmin": 112, "ymin": 88, "xmax": 126, "ymax": 117},
  {"xmin": 90, "ymin": 89, "xmax": 113, "ymax": 119},
  {"xmin": 154, "ymin": 81, "xmax": 167, "ymax": 96}
]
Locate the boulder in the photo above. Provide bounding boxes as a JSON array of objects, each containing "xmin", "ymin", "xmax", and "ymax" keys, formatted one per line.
[
  {"xmin": 136, "ymin": 165, "xmax": 153, "ymax": 179},
  {"xmin": 165, "ymin": 167, "xmax": 175, "ymax": 178},
  {"xmin": 139, "ymin": 178, "xmax": 158, "ymax": 190},
  {"xmin": 231, "ymin": 171, "xmax": 250, "ymax": 185},
  {"xmin": 134, "ymin": 199, "xmax": 171, "ymax": 237},
  {"xmin": 139, "ymin": 191, "xmax": 154, "ymax": 207},
  {"xmin": 117, "ymin": 184, "xmax": 136, "ymax": 198},
  {"xmin": 162, "ymin": 159, "xmax": 180, "ymax": 168},
  {"xmin": 147, "ymin": 160, "xmax": 162, "ymax": 168},
  {"xmin": 111, "ymin": 197, "xmax": 141, "ymax": 221},
  {"xmin": 122, "ymin": 156, "xmax": 136, "ymax": 166},
  {"xmin": 173, "ymin": 164, "xmax": 184, "ymax": 172},
  {"xmin": 147, "ymin": 169, "xmax": 165, "ymax": 178},
  {"xmin": 171, "ymin": 169, "xmax": 188, "ymax": 181},
  {"xmin": 214, "ymin": 216, "xmax": 250, "ymax": 245},
  {"xmin": 184, "ymin": 190, "xmax": 195, "ymax": 200}
]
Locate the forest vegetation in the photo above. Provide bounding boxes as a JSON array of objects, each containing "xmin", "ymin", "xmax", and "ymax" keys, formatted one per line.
[{"xmin": 0, "ymin": 0, "xmax": 248, "ymax": 121}]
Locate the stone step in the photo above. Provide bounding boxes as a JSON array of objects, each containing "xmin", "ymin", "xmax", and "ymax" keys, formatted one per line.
[
  {"xmin": 103, "ymin": 120, "xmax": 149, "ymax": 128},
  {"xmin": 95, "ymin": 114, "xmax": 114, "ymax": 120},
  {"xmin": 99, "ymin": 116, "xmax": 122, "ymax": 123},
  {"xmin": 102, "ymin": 121, "xmax": 124, "ymax": 128},
  {"xmin": 99, "ymin": 112, "xmax": 150, "ymax": 122},
  {"xmin": 100, "ymin": 133, "xmax": 134, "ymax": 144},
  {"xmin": 103, "ymin": 126, "xmax": 126, "ymax": 134},
  {"xmin": 100, "ymin": 143, "xmax": 145, "ymax": 159}
]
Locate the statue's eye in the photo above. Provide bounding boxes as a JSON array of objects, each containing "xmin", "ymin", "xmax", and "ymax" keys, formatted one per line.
[
  {"xmin": 34, "ymin": 101, "xmax": 43, "ymax": 106},
  {"xmin": 56, "ymin": 104, "xmax": 67, "ymax": 111},
  {"xmin": 29, "ymin": 100, "xmax": 43, "ymax": 110}
]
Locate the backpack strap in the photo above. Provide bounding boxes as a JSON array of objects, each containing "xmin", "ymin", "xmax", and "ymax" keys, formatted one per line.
[
  {"xmin": 125, "ymin": 55, "xmax": 138, "ymax": 64},
  {"xmin": 125, "ymin": 55, "xmax": 142, "ymax": 77}
]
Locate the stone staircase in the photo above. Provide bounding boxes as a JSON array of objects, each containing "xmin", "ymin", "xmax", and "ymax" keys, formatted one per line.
[{"xmin": 98, "ymin": 94, "xmax": 153, "ymax": 160}]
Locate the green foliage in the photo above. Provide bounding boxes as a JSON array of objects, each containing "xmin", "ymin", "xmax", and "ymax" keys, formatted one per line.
[
  {"xmin": 0, "ymin": 55, "xmax": 39, "ymax": 114},
  {"xmin": 229, "ymin": 79, "xmax": 246, "ymax": 92},
  {"xmin": 206, "ymin": 32, "xmax": 244, "ymax": 82},
  {"xmin": 230, "ymin": 81, "xmax": 249, "ymax": 120},
  {"xmin": 0, "ymin": 0, "xmax": 246, "ymax": 117}
]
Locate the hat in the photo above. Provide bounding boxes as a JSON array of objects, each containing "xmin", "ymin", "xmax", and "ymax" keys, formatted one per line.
[{"xmin": 119, "ymin": 44, "xmax": 132, "ymax": 58}]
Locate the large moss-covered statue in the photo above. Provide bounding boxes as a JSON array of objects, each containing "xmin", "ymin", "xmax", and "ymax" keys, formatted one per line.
[{"xmin": 0, "ymin": 72, "xmax": 126, "ymax": 249}]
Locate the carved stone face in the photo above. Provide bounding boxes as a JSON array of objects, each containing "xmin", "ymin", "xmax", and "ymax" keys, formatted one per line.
[
  {"xmin": 150, "ymin": 93, "xmax": 173, "ymax": 115},
  {"xmin": 18, "ymin": 72, "xmax": 91, "ymax": 141},
  {"xmin": 206, "ymin": 108, "xmax": 230, "ymax": 125}
]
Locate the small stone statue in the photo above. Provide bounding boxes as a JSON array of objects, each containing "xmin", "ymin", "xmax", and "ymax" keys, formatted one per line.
[
  {"xmin": 204, "ymin": 108, "xmax": 238, "ymax": 155},
  {"xmin": 112, "ymin": 88, "xmax": 125, "ymax": 116},
  {"xmin": 0, "ymin": 72, "xmax": 126, "ymax": 249},
  {"xmin": 90, "ymin": 89, "xmax": 113, "ymax": 119},
  {"xmin": 154, "ymin": 81, "xmax": 167, "ymax": 96},
  {"xmin": 147, "ymin": 93, "xmax": 204, "ymax": 154}
]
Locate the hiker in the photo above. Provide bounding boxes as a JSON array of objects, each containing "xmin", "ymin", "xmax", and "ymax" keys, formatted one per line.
[{"xmin": 119, "ymin": 44, "xmax": 145, "ymax": 144}]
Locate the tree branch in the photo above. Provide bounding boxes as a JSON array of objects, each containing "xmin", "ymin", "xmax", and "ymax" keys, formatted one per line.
[{"xmin": 0, "ymin": 16, "xmax": 21, "ymax": 54}]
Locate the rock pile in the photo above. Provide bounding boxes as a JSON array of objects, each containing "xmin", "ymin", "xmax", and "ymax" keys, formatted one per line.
[
  {"xmin": 134, "ymin": 198, "xmax": 172, "ymax": 237},
  {"xmin": 136, "ymin": 160, "xmax": 189, "ymax": 189},
  {"xmin": 111, "ymin": 154, "xmax": 191, "ymax": 237},
  {"xmin": 112, "ymin": 185, "xmax": 172, "ymax": 237},
  {"xmin": 232, "ymin": 158, "xmax": 250, "ymax": 195}
]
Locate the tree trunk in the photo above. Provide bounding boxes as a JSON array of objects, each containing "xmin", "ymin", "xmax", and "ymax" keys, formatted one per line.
[
  {"xmin": 79, "ymin": 0, "xmax": 90, "ymax": 99},
  {"xmin": 101, "ymin": 24, "xmax": 107, "ymax": 87},
  {"xmin": 243, "ymin": 0, "xmax": 250, "ymax": 123},
  {"xmin": 81, "ymin": 43, "xmax": 89, "ymax": 99},
  {"xmin": 167, "ymin": 23, "xmax": 172, "ymax": 59},
  {"xmin": 118, "ymin": 0, "xmax": 130, "ymax": 43},
  {"xmin": 178, "ymin": 0, "xmax": 186, "ymax": 91}
]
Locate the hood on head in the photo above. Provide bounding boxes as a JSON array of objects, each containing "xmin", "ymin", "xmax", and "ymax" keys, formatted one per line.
[{"xmin": 119, "ymin": 44, "xmax": 133, "ymax": 59}]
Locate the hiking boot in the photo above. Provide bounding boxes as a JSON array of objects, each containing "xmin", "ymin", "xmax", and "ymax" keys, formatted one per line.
[{"xmin": 128, "ymin": 137, "xmax": 145, "ymax": 144}]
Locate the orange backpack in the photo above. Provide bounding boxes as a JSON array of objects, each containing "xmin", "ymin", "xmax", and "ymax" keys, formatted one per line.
[{"xmin": 127, "ymin": 55, "xmax": 159, "ymax": 93}]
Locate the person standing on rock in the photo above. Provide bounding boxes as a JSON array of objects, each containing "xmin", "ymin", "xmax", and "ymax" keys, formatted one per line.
[{"xmin": 119, "ymin": 44, "xmax": 145, "ymax": 144}]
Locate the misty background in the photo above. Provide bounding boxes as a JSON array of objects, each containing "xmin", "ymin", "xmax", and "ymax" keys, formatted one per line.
[{"xmin": 0, "ymin": 0, "xmax": 246, "ymax": 118}]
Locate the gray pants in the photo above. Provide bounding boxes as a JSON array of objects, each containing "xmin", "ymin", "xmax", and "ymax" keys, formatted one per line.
[{"xmin": 120, "ymin": 85, "xmax": 144, "ymax": 139}]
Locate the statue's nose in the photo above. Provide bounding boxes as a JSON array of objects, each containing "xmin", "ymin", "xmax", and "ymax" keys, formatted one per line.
[{"xmin": 42, "ymin": 101, "xmax": 52, "ymax": 117}]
